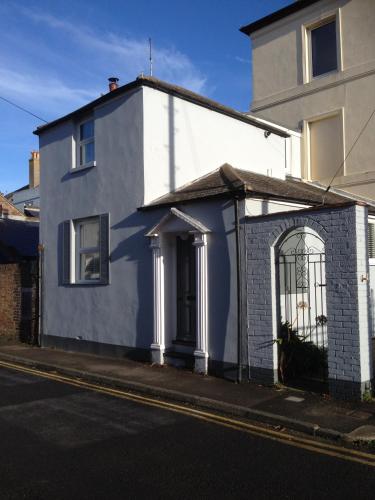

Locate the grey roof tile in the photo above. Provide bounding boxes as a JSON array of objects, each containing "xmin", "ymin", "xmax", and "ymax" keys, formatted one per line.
[{"xmin": 142, "ymin": 164, "xmax": 375, "ymax": 213}]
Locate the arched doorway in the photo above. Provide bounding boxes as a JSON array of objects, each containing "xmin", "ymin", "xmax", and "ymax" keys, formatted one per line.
[{"xmin": 277, "ymin": 228, "xmax": 327, "ymax": 388}]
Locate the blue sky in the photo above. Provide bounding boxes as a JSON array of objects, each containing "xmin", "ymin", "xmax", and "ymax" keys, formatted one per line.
[{"xmin": 0, "ymin": 0, "xmax": 292, "ymax": 193}]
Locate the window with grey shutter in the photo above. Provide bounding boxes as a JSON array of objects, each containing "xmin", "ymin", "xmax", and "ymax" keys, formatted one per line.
[
  {"xmin": 99, "ymin": 213, "xmax": 110, "ymax": 284},
  {"xmin": 62, "ymin": 220, "xmax": 71, "ymax": 284},
  {"xmin": 65, "ymin": 214, "xmax": 109, "ymax": 285}
]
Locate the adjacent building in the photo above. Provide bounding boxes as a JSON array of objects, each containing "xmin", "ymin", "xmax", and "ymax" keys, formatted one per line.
[
  {"xmin": 241, "ymin": 0, "xmax": 375, "ymax": 199},
  {"xmin": 7, "ymin": 151, "xmax": 40, "ymax": 216},
  {"xmin": 0, "ymin": 194, "xmax": 39, "ymax": 344}
]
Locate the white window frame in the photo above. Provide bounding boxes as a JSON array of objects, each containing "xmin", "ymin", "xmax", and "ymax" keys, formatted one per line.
[
  {"xmin": 72, "ymin": 118, "xmax": 96, "ymax": 171},
  {"xmin": 74, "ymin": 217, "xmax": 101, "ymax": 284},
  {"xmin": 302, "ymin": 10, "xmax": 342, "ymax": 84}
]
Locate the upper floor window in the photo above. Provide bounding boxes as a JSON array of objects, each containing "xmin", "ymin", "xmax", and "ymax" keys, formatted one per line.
[
  {"xmin": 309, "ymin": 19, "xmax": 338, "ymax": 79},
  {"xmin": 78, "ymin": 119, "xmax": 95, "ymax": 167}
]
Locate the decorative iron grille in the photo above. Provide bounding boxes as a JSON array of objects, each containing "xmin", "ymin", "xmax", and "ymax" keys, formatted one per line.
[{"xmin": 278, "ymin": 230, "xmax": 327, "ymax": 350}]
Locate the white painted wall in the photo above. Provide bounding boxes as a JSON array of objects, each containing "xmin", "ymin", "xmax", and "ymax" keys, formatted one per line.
[
  {"xmin": 142, "ymin": 86, "xmax": 289, "ymax": 204},
  {"xmin": 246, "ymin": 114, "xmax": 302, "ymax": 178},
  {"xmin": 246, "ymin": 198, "xmax": 310, "ymax": 217}
]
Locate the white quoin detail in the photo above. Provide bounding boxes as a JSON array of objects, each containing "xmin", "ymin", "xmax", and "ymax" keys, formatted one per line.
[
  {"xmin": 193, "ymin": 233, "xmax": 209, "ymax": 374},
  {"xmin": 150, "ymin": 235, "xmax": 165, "ymax": 364}
]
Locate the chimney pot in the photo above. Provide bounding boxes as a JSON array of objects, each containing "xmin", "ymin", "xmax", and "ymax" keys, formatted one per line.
[{"xmin": 108, "ymin": 77, "xmax": 119, "ymax": 92}]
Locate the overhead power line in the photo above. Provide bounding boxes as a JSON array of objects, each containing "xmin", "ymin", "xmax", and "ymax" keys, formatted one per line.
[
  {"xmin": 0, "ymin": 95, "xmax": 48, "ymax": 123},
  {"xmin": 324, "ymin": 106, "xmax": 375, "ymax": 195}
]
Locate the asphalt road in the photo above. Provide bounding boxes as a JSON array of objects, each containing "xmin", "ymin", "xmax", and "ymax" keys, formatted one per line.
[{"xmin": 0, "ymin": 365, "xmax": 374, "ymax": 500}]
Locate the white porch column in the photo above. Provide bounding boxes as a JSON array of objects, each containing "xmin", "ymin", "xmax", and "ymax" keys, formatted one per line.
[
  {"xmin": 193, "ymin": 233, "xmax": 209, "ymax": 374},
  {"xmin": 150, "ymin": 235, "xmax": 165, "ymax": 364}
]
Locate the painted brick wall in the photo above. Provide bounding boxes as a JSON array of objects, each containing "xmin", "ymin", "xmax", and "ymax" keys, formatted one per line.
[
  {"xmin": 246, "ymin": 204, "xmax": 373, "ymax": 399},
  {"xmin": 0, "ymin": 261, "xmax": 38, "ymax": 343}
]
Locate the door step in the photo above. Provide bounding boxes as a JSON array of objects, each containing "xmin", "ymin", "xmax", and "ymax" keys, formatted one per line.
[
  {"xmin": 164, "ymin": 350, "xmax": 195, "ymax": 370},
  {"xmin": 171, "ymin": 340, "xmax": 196, "ymax": 354}
]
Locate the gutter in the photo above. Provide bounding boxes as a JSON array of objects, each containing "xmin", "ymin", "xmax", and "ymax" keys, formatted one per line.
[
  {"xmin": 239, "ymin": 0, "xmax": 321, "ymax": 36},
  {"xmin": 34, "ymin": 77, "xmax": 288, "ymax": 138}
]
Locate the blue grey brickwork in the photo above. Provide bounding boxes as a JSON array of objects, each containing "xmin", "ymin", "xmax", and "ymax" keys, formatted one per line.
[{"xmin": 246, "ymin": 203, "xmax": 373, "ymax": 399}]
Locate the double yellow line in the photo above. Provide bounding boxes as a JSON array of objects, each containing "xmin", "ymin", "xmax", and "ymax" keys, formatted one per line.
[{"xmin": 1, "ymin": 359, "xmax": 375, "ymax": 468}]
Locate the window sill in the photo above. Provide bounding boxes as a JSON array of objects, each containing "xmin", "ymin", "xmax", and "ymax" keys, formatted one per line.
[
  {"xmin": 64, "ymin": 280, "xmax": 109, "ymax": 286},
  {"xmin": 70, "ymin": 161, "xmax": 96, "ymax": 174},
  {"xmin": 305, "ymin": 68, "xmax": 339, "ymax": 85}
]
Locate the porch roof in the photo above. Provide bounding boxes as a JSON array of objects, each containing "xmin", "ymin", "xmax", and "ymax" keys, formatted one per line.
[{"xmin": 141, "ymin": 164, "xmax": 375, "ymax": 214}]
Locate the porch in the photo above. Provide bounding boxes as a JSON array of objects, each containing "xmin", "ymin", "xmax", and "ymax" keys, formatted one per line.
[{"xmin": 246, "ymin": 202, "xmax": 373, "ymax": 400}]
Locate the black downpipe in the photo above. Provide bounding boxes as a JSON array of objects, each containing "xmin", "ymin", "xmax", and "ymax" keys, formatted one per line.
[
  {"xmin": 37, "ymin": 244, "xmax": 44, "ymax": 347},
  {"xmin": 234, "ymin": 195, "xmax": 243, "ymax": 383}
]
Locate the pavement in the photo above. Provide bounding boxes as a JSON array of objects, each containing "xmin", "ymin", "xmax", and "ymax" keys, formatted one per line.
[
  {"xmin": 2, "ymin": 364, "xmax": 375, "ymax": 499},
  {"xmin": 0, "ymin": 342, "xmax": 375, "ymax": 444}
]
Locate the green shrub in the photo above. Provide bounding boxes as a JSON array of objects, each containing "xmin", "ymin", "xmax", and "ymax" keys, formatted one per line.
[{"xmin": 278, "ymin": 321, "xmax": 327, "ymax": 382}]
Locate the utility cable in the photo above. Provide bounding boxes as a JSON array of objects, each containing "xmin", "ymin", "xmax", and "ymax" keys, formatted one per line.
[
  {"xmin": 0, "ymin": 95, "xmax": 48, "ymax": 123},
  {"xmin": 323, "ymin": 106, "xmax": 375, "ymax": 200}
]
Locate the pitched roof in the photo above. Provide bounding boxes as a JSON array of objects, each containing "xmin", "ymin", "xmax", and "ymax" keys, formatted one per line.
[
  {"xmin": 240, "ymin": 0, "xmax": 322, "ymax": 36},
  {"xmin": 0, "ymin": 192, "xmax": 26, "ymax": 218},
  {"xmin": 0, "ymin": 219, "xmax": 39, "ymax": 259},
  {"xmin": 33, "ymin": 76, "xmax": 288, "ymax": 138},
  {"xmin": 6, "ymin": 184, "xmax": 30, "ymax": 197},
  {"xmin": 141, "ymin": 164, "xmax": 375, "ymax": 214}
]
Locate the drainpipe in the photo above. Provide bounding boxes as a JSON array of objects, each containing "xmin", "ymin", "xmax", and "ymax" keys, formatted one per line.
[
  {"xmin": 234, "ymin": 193, "xmax": 245, "ymax": 383},
  {"xmin": 37, "ymin": 244, "xmax": 44, "ymax": 346}
]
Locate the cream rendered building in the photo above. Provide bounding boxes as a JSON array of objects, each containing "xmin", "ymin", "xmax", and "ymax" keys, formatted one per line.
[{"xmin": 241, "ymin": 0, "xmax": 375, "ymax": 199}]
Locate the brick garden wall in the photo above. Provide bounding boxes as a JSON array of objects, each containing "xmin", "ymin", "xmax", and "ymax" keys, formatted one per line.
[
  {"xmin": 246, "ymin": 203, "xmax": 373, "ymax": 399},
  {"xmin": 0, "ymin": 261, "xmax": 38, "ymax": 343}
]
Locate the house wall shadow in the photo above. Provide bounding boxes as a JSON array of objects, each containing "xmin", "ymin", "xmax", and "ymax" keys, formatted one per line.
[{"xmin": 111, "ymin": 209, "xmax": 163, "ymax": 358}]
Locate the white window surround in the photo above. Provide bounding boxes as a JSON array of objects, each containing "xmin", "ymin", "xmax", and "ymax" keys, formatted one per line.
[
  {"xmin": 303, "ymin": 107, "xmax": 345, "ymax": 181},
  {"xmin": 302, "ymin": 9, "xmax": 343, "ymax": 84},
  {"xmin": 71, "ymin": 118, "xmax": 96, "ymax": 172},
  {"xmin": 146, "ymin": 208, "xmax": 211, "ymax": 374}
]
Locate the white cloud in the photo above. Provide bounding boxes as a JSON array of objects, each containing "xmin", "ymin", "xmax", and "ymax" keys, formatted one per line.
[
  {"xmin": 0, "ymin": 67, "xmax": 99, "ymax": 118},
  {"xmin": 235, "ymin": 56, "xmax": 251, "ymax": 65},
  {"xmin": 0, "ymin": 6, "xmax": 207, "ymax": 123},
  {"xmin": 20, "ymin": 9, "xmax": 207, "ymax": 93}
]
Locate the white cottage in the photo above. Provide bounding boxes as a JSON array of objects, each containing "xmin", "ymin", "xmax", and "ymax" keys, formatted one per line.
[{"xmin": 36, "ymin": 76, "xmax": 374, "ymax": 399}]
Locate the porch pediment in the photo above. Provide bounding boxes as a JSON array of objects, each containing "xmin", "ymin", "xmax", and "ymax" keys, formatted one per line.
[{"xmin": 146, "ymin": 207, "xmax": 211, "ymax": 237}]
